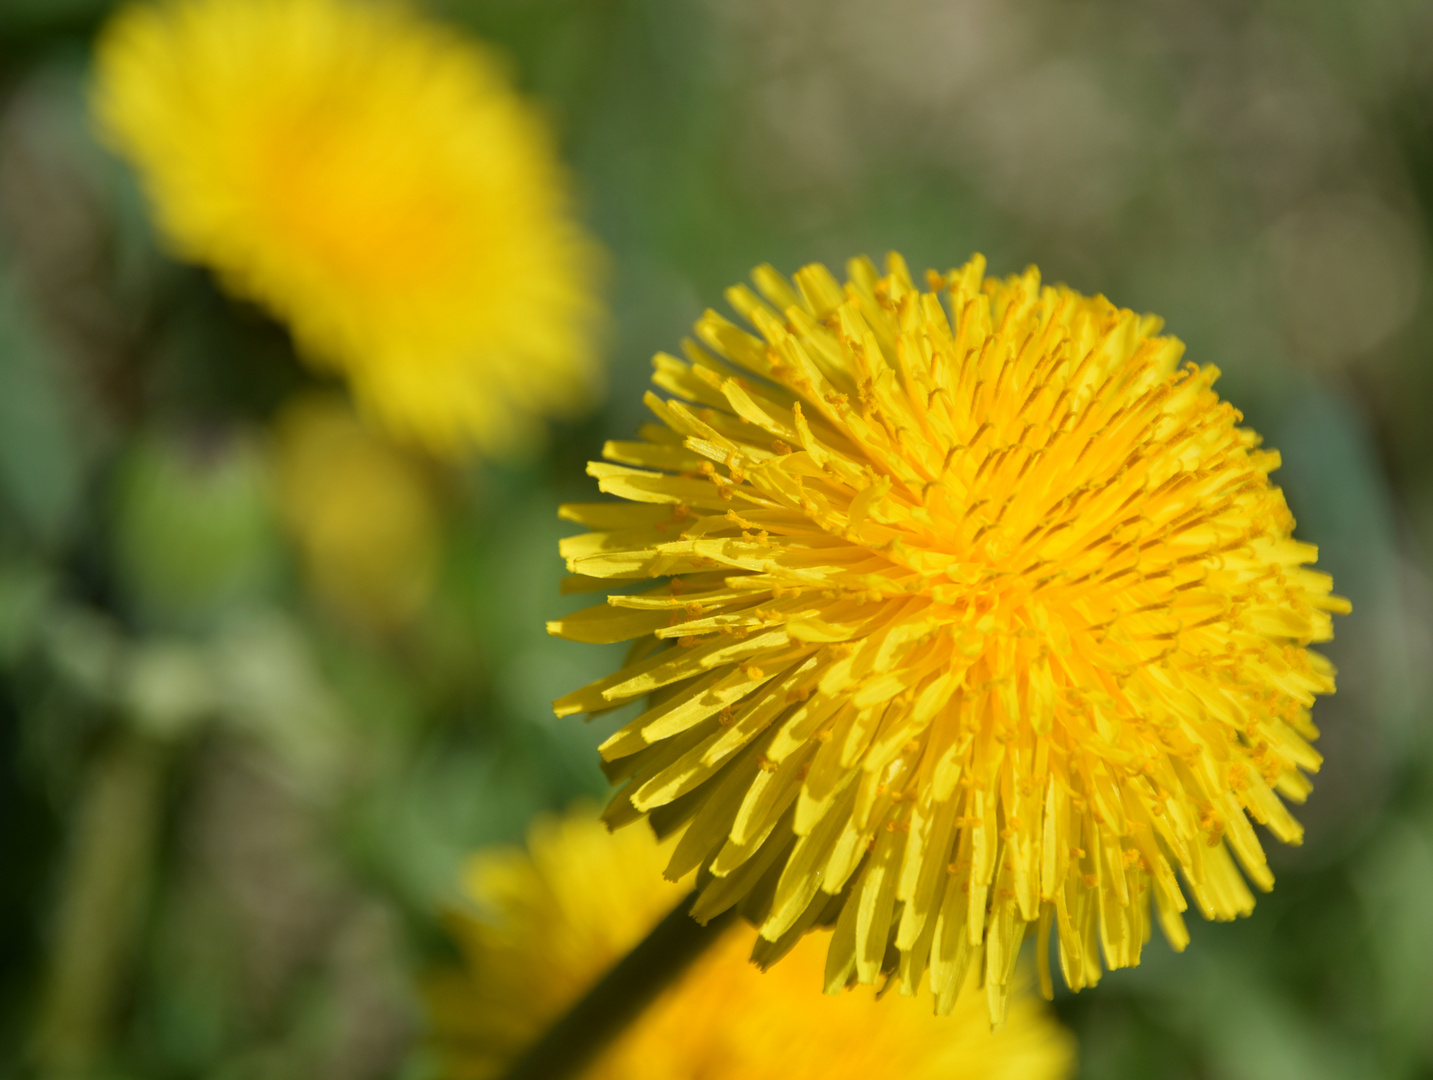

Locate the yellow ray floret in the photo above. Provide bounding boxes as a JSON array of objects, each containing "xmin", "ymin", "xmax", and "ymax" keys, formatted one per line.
[
  {"xmin": 550, "ymin": 253, "xmax": 1349, "ymax": 1023},
  {"xmin": 428, "ymin": 810, "xmax": 1073, "ymax": 1079},
  {"xmin": 93, "ymin": 0, "xmax": 603, "ymax": 455}
]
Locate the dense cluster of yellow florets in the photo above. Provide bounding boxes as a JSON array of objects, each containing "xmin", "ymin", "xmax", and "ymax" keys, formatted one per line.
[
  {"xmin": 93, "ymin": 0, "xmax": 603, "ymax": 455},
  {"xmin": 551, "ymin": 253, "xmax": 1347, "ymax": 1022}
]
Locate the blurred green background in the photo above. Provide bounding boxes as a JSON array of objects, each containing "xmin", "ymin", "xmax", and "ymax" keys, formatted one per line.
[{"xmin": 1, "ymin": 0, "xmax": 1432, "ymax": 1077}]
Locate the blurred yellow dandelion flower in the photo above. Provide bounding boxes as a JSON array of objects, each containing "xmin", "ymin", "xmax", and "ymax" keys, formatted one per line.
[
  {"xmin": 272, "ymin": 395, "xmax": 439, "ymax": 628},
  {"xmin": 428, "ymin": 810, "xmax": 1073, "ymax": 1080},
  {"xmin": 93, "ymin": 0, "xmax": 603, "ymax": 455},
  {"xmin": 549, "ymin": 254, "xmax": 1349, "ymax": 1023}
]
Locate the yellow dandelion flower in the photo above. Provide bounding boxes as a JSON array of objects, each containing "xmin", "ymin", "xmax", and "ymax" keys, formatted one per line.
[
  {"xmin": 549, "ymin": 253, "xmax": 1349, "ymax": 1023},
  {"xmin": 428, "ymin": 810, "xmax": 1073, "ymax": 1080},
  {"xmin": 271, "ymin": 395, "xmax": 440, "ymax": 629},
  {"xmin": 93, "ymin": 0, "xmax": 603, "ymax": 454}
]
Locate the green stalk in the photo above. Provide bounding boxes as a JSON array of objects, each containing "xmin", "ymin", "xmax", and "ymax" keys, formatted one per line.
[{"xmin": 31, "ymin": 730, "xmax": 167, "ymax": 1078}]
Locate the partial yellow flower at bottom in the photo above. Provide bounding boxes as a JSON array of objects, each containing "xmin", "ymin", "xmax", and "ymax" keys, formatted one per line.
[
  {"xmin": 93, "ymin": 0, "xmax": 603, "ymax": 455},
  {"xmin": 272, "ymin": 396, "xmax": 439, "ymax": 629},
  {"xmin": 426, "ymin": 811, "xmax": 1074, "ymax": 1080}
]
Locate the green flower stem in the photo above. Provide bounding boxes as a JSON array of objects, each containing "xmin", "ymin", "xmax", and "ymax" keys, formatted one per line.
[
  {"xmin": 495, "ymin": 892, "xmax": 739, "ymax": 1080},
  {"xmin": 32, "ymin": 730, "xmax": 168, "ymax": 1078}
]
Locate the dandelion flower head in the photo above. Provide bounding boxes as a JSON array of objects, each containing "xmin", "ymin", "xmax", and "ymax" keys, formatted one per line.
[
  {"xmin": 94, "ymin": 0, "xmax": 603, "ymax": 455},
  {"xmin": 550, "ymin": 253, "xmax": 1348, "ymax": 1023},
  {"xmin": 271, "ymin": 395, "xmax": 439, "ymax": 629},
  {"xmin": 428, "ymin": 809, "xmax": 1073, "ymax": 1079}
]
